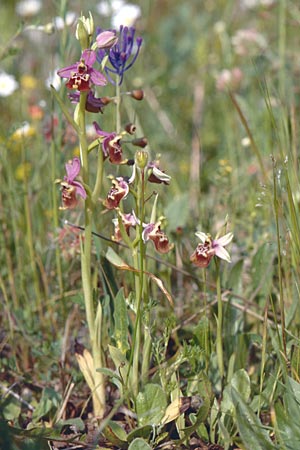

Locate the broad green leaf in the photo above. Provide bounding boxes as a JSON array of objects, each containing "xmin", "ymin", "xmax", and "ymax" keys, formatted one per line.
[
  {"xmin": 128, "ymin": 438, "xmax": 153, "ymax": 450},
  {"xmin": 275, "ymin": 400, "xmax": 300, "ymax": 450},
  {"xmin": 113, "ymin": 288, "xmax": 129, "ymax": 354},
  {"xmin": 55, "ymin": 417, "xmax": 85, "ymax": 432},
  {"xmin": 231, "ymin": 369, "xmax": 251, "ymax": 403},
  {"xmin": 250, "ymin": 243, "xmax": 274, "ymax": 299},
  {"xmin": 1, "ymin": 394, "xmax": 21, "ymax": 420},
  {"xmin": 102, "ymin": 420, "xmax": 128, "ymax": 448},
  {"xmin": 231, "ymin": 387, "xmax": 274, "ymax": 450},
  {"xmin": 136, "ymin": 384, "xmax": 167, "ymax": 426},
  {"xmin": 287, "ymin": 376, "xmax": 300, "ymax": 405},
  {"xmin": 164, "ymin": 193, "xmax": 189, "ymax": 231},
  {"xmin": 127, "ymin": 425, "xmax": 154, "ymax": 443},
  {"xmin": 106, "ymin": 247, "xmax": 130, "ymax": 269},
  {"xmin": 226, "ymin": 259, "xmax": 244, "ymax": 293}
]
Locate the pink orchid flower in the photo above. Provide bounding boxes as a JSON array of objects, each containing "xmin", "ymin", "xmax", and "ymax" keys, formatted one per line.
[
  {"xmin": 57, "ymin": 49, "xmax": 106, "ymax": 91},
  {"xmin": 60, "ymin": 157, "xmax": 86, "ymax": 210},
  {"xmin": 190, "ymin": 231, "xmax": 233, "ymax": 268},
  {"xmin": 142, "ymin": 221, "xmax": 174, "ymax": 254}
]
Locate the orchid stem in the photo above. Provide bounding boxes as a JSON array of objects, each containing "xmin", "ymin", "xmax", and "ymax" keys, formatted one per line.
[
  {"xmin": 77, "ymin": 91, "xmax": 105, "ymax": 418},
  {"xmin": 215, "ymin": 258, "xmax": 224, "ymax": 380}
]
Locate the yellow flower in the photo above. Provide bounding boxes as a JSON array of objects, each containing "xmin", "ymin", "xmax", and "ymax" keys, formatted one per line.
[
  {"xmin": 15, "ymin": 162, "xmax": 32, "ymax": 181},
  {"xmin": 20, "ymin": 74, "xmax": 38, "ymax": 90},
  {"xmin": 11, "ymin": 122, "xmax": 36, "ymax": 142}
]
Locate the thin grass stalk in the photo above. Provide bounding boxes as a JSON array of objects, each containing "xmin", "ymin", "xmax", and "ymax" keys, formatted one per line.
[
  {"xmin": 278, "ymin": 0, "xmax": 287, "ymax": 99},
  {"xmin": 50, "ymin": 109, "xmax": 64, "ymax": 299},
  {"xmin": 258, "ymin": 301, "xmax": 268, "ymax": 418},
  {"xmin": 0, "ymin": 191, "xmax": 18, "ymax": 308},
  {"xmin": 229, "ymin": 91, "xmax": 268, "ymax": 183},
  {"xmin": 271, "ymin": 157, "xmax": 287, "ymax": 360}
]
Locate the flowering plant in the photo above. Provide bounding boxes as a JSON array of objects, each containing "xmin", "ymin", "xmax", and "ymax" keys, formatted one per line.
[{"xmin": 53, "ymin": 12, "xmax": 173, "ymax": 419}]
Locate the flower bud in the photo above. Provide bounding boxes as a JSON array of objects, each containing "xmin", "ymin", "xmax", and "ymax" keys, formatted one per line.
[
  {"xmin": 95, "ymin": 30, "xmax": 118, "ymax": 49},
  {"xmin": 76, "ymin": 12, "xmax": 94, "ymax": 49},
  {"xmin": 132, "ymin": 137, "xmax": 148, "ymax": 148},
  {"xmin": 124, "ymin": 123, "xmax": 136, "ymax": 135},
  {"xmin": 135, "ymin": 150, "xmax": 148, "ymax": 170},
  {"xmin": 100, "ymin": 96, "xmax": 113, "ymax": 105},
  {"xmin": 130, "ymin": 89, "xmax": 144, "ymax": 101}
]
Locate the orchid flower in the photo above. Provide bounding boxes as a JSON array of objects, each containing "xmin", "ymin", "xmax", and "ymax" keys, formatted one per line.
[
  {"xmin": 103, "ymin": 177, "xmax": 129, "ymax": 209},
  {"xmin": 94, "ymin": 121, "xmax": 124, "ymax": 164},
  {"xmin": 190, "ymin": 231, "xmax": 233, "ymax": 268},
  {"xmin": 68, "ymin": 90, "xmax": 106, "ymax": 113},
  {"xmin": 112, "ymin": 211, "xmax": 137, "ymax": 242},
  {"xmin": 59, "ymin": 157, "xmax": 86, "ymax": 210},
  {"xmin": 57, "ymin": 49, "xmax": 106, "ymax": 91},
  {"xmin": 142, "ymin": 221, "xmax": 174, "ymax": 254}
]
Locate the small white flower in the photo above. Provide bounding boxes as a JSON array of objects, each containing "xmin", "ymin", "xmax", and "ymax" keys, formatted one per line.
[
  {"xmin": 111, "ymin": 4, "xmax": 141, "ymax": 28},
  {"xmin": 96, "ymin": 0, "xmax": 125, "ymax": 17},
  {"xmin": 16, "ymin": 0, "xmax": 41, "ymax": 17},
  {"xmin": 45, "ymin": 69, "xmax": 61, "ymax": 90},
  {"xmin": 54, "ymin": 12, "xmax": 77, "ymax": 31},
  {"xmin": 0, "ymin": 72, "xmax": 19, "ymax": 97}
]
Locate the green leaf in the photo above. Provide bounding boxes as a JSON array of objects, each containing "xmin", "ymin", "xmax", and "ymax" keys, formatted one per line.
[
  {"xmin": 275, "ymin": 401, "xmax": 300, "ymax": 450},
  {"xmin": 128, "ymin": 438, "xmax": 153, "ymax": 450},
  {"xmin": 231, "ymin": 387, "xmax": 274, "ymax": 450},
  {"xmin": 108, "ymin": 344, "xmax": 130, "ymax": 390},
  {"xmin": 55, "ymin": 417, "xmax": 85, "ymax": 432},
  {"xmin": 127, "ymin": 425, "xmax": 154, "ymax": 443},
  {"xmin": 32, "ymin": 387, "xmax": 61, "ymax": 421},
  {"xmin": 102, "ymin": 420, "xmax": 128, "ymax": 448},
  {"xmin": 51, "ymin": 85, "xmax": 81, "ymax": 134},
  {"xmin": 113, "ymin": 288, "xmax": 129, "ymax": 354},
  {"xmin": 136, "ymin": 384, "xmax": 167, "ymax": 426},
  {"xmin": 96, "ymin": 367, "xmax": 122, "ymax": 382},
  {"xmin": 231, "ymin": 369, "xmax": 251, "ymax": 403},
  {"xmin": 1, "ymin": 393, "xmax": 21, "ymax": 420},
  {"xmin": 106, "ymin": 247, "xmax": 130, "ymax": 269},
  {"xmin": 250, "ymin": 243, "xmax": 274, "ymax": 299},
  {"xmin": 105, "ymin": 248, "xmax": 174, "ymax": 306},
  {"xmin": 164, "ymin": 193, "xmax": 189, "ymax": 231},
  {"xmin": 226, "ymin": 259, "xmax": 244, "ymax": 293}
]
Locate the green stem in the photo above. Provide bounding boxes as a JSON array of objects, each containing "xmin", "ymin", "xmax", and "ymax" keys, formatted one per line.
[
  {"xmin": 77, "ymin": 91, "xmax": 105, "ymax": 417},
  {"xmin": 115, "ymin": 77, "xmax": 121, "ymax": 134},
  {"xmin": 130, "ymin": 169, "xmax": 146, "ymax": 395},
  {"xmin": 215, "ymin": 259, "xmax": 224, "ymax": 380}
]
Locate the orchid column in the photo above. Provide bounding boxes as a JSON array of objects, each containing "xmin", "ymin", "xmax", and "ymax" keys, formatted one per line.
[{"xmin": 56, "ymin": 14, "xmax": 117, "ymax": 418}]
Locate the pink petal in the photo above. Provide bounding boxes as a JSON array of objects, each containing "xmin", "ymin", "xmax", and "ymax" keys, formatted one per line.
[
  {"xmin": 214, "ymin": 246, "xmax": 231, "ymax": 263},
  {"xmin": 73, "ymin": 180, "xmax": 87, "ymax": 199},
  {"xmin": 142, "ymin": 223, "xmax": 155, "ymax": 243},
  {"xmin": 90, "ymin": 68, "xmax": 107, "ymax": 86},
  {"xmin": 195, "ymin": 231, "xmax": 210, "ymax": 243},
  {"xmin": 215, "ymin": 232, "xmax": 233, "ymax": 247},
  {"xmin": 57, "ymin": 64, "xmax": 78, "ymax": 78},
  {"xmin": 93, "ymin": 121, "xmax": 110, "ymax": 137},
  {"xmin": 82, "ymin": 49, "xmax": 96, "ymax": 66},
  {"xmin": 65, "ymin": 157, "xmax": 80, "ymax": 181}
]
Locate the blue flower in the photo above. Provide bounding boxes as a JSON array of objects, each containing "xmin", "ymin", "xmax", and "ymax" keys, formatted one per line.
[{"xmin": 97, "ymin": 26, "xmax": 142, "ymax": 85}]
